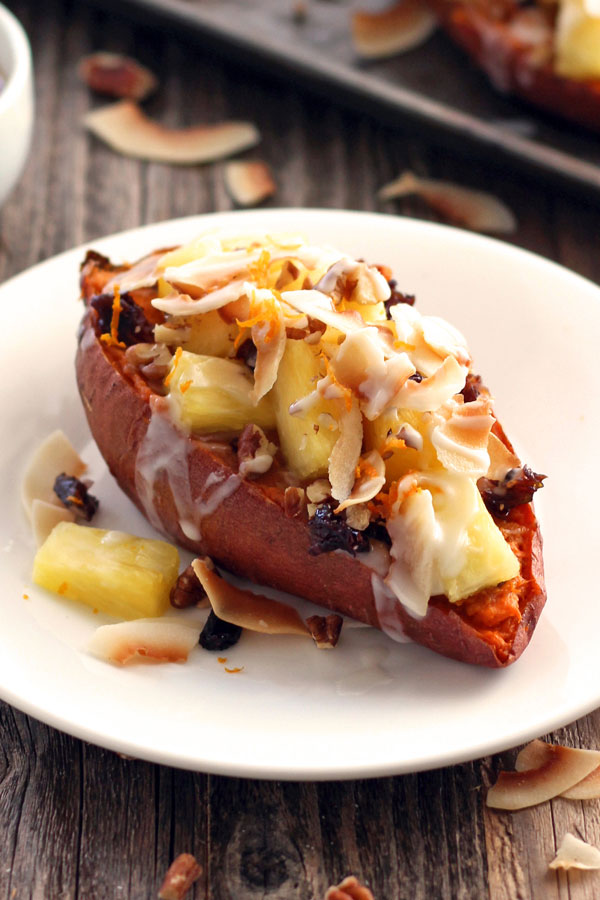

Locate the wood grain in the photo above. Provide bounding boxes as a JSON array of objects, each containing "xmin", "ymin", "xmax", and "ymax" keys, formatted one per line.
[{"xmin": 2, "ymin": 1, "xmax": 600, "ymax": 898}]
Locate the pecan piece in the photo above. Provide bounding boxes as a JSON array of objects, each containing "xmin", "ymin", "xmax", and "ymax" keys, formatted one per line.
[
  {"xmin": 307, "ymin": 614, "xmax": 343, "ymax": 649},
  {"xmin": 237, "ymin": 424, "xmax": 277, "ymax": 478},
  {"xmin": 159, "ymin": 853, "xmax": 202, "ymax": 900},
  {"xmin": 325, "ymin": 875, "xmax": 375, "ymax": 900},
  {"xmin": 79, "ymin": 52, "xmax": 158, "ymax": 101},
  {"xmin": 170, "ymin": 564, "xmax": 208, "ymax": 609}
]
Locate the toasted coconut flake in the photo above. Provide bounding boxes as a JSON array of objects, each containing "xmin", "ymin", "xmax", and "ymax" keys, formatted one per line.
[
  {"xmin": 486, "ymin": 432, "xmax": 521, "ymax": 480},
  {"xmin": 78, "ymin": 52, "xmax": 158, "ymax": 101},
  {"xmin": 351, "ymin": 0, "xmax": 437, "ymax": 59},
  {"xmin": 104, "ymin": 249, "xmax": 165, "ymax": 294},
  {"xmin": 281, "ymin": 289, "xmax": 365, "ymax": 337},
  {"xmin": 22, "ymin": 430, "xmax": 86, "ymax": 521},
  {"xmin": 153, "ymin": 280, "xmax": 248, "ymax": 316},
  {"xmin": 224, "ymin": 160, "xmax": 276, "ymax": 207},
  {"xmin": 306, "ymin": 479, "xmax": 332, "ymax": 504},
  {"xmin": 83, "ymin": 100, "xmax": 260, "ymax": 164},
  {"xmin": 549, "ymin": 833, "xmax": 600, "ymax": 871},
  {"xmin": 487, "ymin": 740, "xmax": 600, "ymax": 809},
  {"xmin": 394, "ymin": 355, "xmax": 467, "ymax": 412},
  {"xmin": 431, "ymin": 397, "xmax": 494, "ymax": 477},
  {"xmin": 307, "ymin": 614, "xmax": 343, "ymax": 649},
  {"xmin": 385, "ymin": 482, "xmax": 436, "ymax": 617},
  {"xmin": 88, "ymin": 619, "xmax": 200, "ymax": 665},
  {"xmin": 379, "ymin": 171, "xmax": 517, "ymax": 234},
  {"xmin": 31, "ymin": 499, "xmax": 76, "ymax": 547},
  {"xmin": 247, "ymin": 290, "xmax": 287, "ymax": 402},
  {"xmin": 325, "ymin": 875, "xmax": 375, "ymax": 900},
  {"xmin": 329, "ymin": 399, "xmax": 363, "ymax": 502},
  {"xmin": 515, "ymin": 739, "xmax": 600, "ymax": 800},
  {"xmin": 192, "ymin": 559, "xmax": 310, "ymax": 636},
  {"xmin": 337, "ymin": 450, "xmax": 386, "ymax": 513}
]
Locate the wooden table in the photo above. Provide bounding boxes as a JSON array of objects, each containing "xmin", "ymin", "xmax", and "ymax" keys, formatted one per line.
[{"xmin": 2, "ymin": 1, "xmax": 600, "ymax": 897}]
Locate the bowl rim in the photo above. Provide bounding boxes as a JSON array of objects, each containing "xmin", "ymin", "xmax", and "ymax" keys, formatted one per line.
[{"xmin": 0, "ymin": 3, "xmax": 32, "ymax": 117}]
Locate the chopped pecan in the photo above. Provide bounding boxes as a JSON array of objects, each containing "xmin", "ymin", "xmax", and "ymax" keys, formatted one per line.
[
  {"xmin": 170, "ymin": 564, "xmax": 208, "ymax": 609},
  {"xmin": 159, "ymin": 853, "xmax": 202, "ymax": 900},
  {"xmin": 284, "ymin": 486, "xmax": 306, "ymax": 518},
  {"xmin": 53, "ymin": 474, "xmax": 99, "ymax": 521},
  {"xmin": 125, "ymin": 342, "xmax": 173, "ymax": 383},
  {"xmin": 325, "ymin": 875, "xmax": 375, "ymax": 900},
  {"xmin": 307, "ymin": 614, "xmax": 343, "ymax": 649},
  {"xmin": 306, "ymin": 479, "xmax": 331, "ymax": 504},
  {"xmin": 237, "ymin": 424, "xmax": 277, "ymax": 478},
  {"xmin": 345, "ymin": 503, "xmax": 370, "ymax": 531}
]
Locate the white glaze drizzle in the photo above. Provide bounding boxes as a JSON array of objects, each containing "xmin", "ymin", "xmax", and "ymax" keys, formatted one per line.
[{"xmin": 370, "ymin": 573, "xmax": 413, "ymax": 644}]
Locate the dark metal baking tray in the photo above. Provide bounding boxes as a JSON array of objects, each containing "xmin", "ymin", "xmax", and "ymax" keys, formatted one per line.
[{"xmin": 86, "ymin": 0, "xmax": 600, "ymax": 194}]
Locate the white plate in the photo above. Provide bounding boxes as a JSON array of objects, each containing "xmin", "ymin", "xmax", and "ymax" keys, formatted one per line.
[{"xmin": 2, "ymin": 209, "xmax": 598, "ymax": 780}]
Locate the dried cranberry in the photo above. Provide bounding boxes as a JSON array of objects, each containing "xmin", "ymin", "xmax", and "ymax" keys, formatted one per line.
[
  {"xmin": 91, "ymin": 291, "xmax": 155, "ymax": 346},
  {"xmin": 478, "ymin": 465, "xmax": 546, "ymax": 517},
  {"xmin": 461, "ymin": 373, "xmax": 483, "ymax": 403},
  {"xmin": 308, "ymin": 501, "xmax": 370, "ymax": 556},
  {"xmin": 53, "ymin": 474, "xmax": 99, "ymax": 521},
  {"xmin": 199, "ymin": 610, "xmax": 242, "ymax": 651}
]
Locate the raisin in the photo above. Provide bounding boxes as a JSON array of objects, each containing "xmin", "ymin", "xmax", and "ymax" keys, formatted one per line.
[
  {"xmin": 408, "ymin": 372, "xmax": 423, "ymax": 383},
  {"xmin": 236, "ymin": 338, "xmax": 257, "ymax": 370},
  {"xmin": 308, "ymin": 501, "xmax": 370, "ymax": 556},
  {"xmin": 478, "ymin": 465, "xmax": 546, "ymax": 517},
  {"xmin": 199, "ymin": 610, "xmax": 243, "ymax": 651},
  {"xmin": 53, "ymin": 474, "xmax": 99, "ymax": 521},
  {"xmin": 91, "ymin": 291, "xmax": 155, "ymax": 346}
]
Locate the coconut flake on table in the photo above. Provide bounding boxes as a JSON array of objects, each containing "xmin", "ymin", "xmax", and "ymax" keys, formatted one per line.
[
  {"xmin": 549, "ymin": 833, "xmax": 600, "ymax": 871},
  {"xmin": 379, "ymin": 171, "xmax": 517, "ymax": 233},
  {"xmin": 83, "ymin": 100, "xmax": 260, "ymax": 164},
  {"xmin": 224, "ymin": 160, "xmax": 277, "ymax": 206},
  {"xmin": 351, "ymin": 0, "xmax": 437, "ymax": 59}
]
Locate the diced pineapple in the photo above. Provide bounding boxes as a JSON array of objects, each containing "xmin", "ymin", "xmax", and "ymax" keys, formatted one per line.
[
  {"xmin": 439, "ymin": 489, "xmax": 520, "ymax": 603},
  {"xmin": 157, "ymin": 236, "xmax": 215, "ymax": 270},
  {"xmin": 272, "ymin": 338, "xmax": 339, "ymax": 480},
  {"xmin": 168, "ymin": 350, "xmax": 276, "ymax": 434},
  {"xmin": 344, "ymin": 299, "xmax": 388, "ymax": 324},
  {"xmin": 364, "ymin": 408, "xmax": 440, "ymax": 484},
  {"xmin": 33, "ymin": 522, "xmax": 180, "ymax": 620},
  {"xmin": 556, "ymin": 0, "xmax": 600, "ymax": 78},
  {"xmin": 180, "ymin": 311, "xmax": 238, "ymax": 357}
]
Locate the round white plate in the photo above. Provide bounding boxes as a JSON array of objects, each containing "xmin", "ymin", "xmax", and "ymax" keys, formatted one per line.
[{"xmin": 1, "ymin": 209, "xmax": 598, "ymax": 780}]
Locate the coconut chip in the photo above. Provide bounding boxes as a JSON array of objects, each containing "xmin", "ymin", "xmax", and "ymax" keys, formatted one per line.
[
  {"xmin": 224, "ymin": 160, "xmax": 276, "ymax": 206},
  {"xmin": 394, "ymin": 355, "xmax": 467, "ymax": 412},
  {"xmin": 351, "ymin": 0, "xmax": 437, "ymax": 59},
  {"xmin": 22, "ymin": 430, "xmax": 87, "ymax": 521},
  {"xmin": 487, "ymin": 739, "xmax": 600, "ymax": 809},
  {"xmin": 83, "ymin": 100, "xmax": 260, "ymax": 165},
  {"xmin": 486, "ymin": 432, "xmax": 521, "ymax": 481},
  {"xmin": 88, "ymin": 618, "xmax": 201, "ymax": 665},
  {"xmin": 431, "ymin": 397, "xmax": 494, "ymax": 477},
  {"xmin": 379, "ymin": 171, "xmax": 517, "ymax": 234},
  {"xmin": 515, "ymin": 739, "xmax": 600, "ymax": 801},
  {"xmin": 31, "ymin": 499, "xmax": 76, "ymax": 547},
  {"xmin": 78, "ymin": 52, "xmax": 158, "ymax": 101},
  {"xmin": 549, "ymin": 833, "xmax": 600, "ymax": 871},
  {"xmin": 325, "ymin": 874, "xmax": 375, "ymax": 900},
  {"xmin": 329, "ymin": 398, "xmax": 363, "ymax": 502},
  {"xmin": 336, "ymin": 450, "xmax": 386, "ymax": 513},
  {"xmin": 191, "ymin": 559, "xmax": 310, "ymax": 636}
]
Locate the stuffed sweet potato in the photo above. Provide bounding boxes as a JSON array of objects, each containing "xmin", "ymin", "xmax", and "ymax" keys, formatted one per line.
[
  {"xmin": 429, "ymin": 0, "xmax": 600, "ymax": 131},
  {"xmin": 75, "ymin": 231, "xmax": 546, "ymax": 667}
]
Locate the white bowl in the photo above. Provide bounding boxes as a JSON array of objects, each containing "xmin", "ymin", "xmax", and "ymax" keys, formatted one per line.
[{"xmin": 0, "ymin": 3, "xmax": 33, "ymax": 208}]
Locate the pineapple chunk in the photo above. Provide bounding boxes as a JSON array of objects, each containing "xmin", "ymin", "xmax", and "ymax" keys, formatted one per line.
[
  {"xmin": 440, "ymin": 489, "xmax": 520, "ymax": 603},
  {"xmin": 272, "ymin": 339, "xmax": 339, "ymax": 480},
  {"xmin": 344, "ymin": 299, "xmax": 387, "ymax": 324},
  {"xmin": 157, "ymin": 236, "xmax": 214, "ymax": 270},
  {"xmin": 556, "ymin": 0, "xmax": 600, "ymax": 78},
  {"xmin": 364, "ymin": 408, "xmax": 440, "ymax": 483},
  {"xmin": 180, "ymin": 311, "xmax": 238, "ymax": 357},
  {"xmin": 168, "ymin": 350, "xmax": 275, "ymax": 434},
  {"xmin": 33, "ymin": 522, "xmax": 180, "ymax": 620}
]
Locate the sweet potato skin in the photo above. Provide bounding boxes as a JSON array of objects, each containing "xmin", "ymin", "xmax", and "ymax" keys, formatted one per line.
[
  {"xmin": 430, "ymin": 0, "xmax": 600, "ymax": 132},
  {"xmin": 75, "ymin": 305, "xmax": 546, "ymax": 668}
]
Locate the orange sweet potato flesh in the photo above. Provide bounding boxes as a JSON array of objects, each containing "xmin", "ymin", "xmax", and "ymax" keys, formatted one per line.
[
  {"xmin": 75, "ymin": 257, "xmax": 546, "ymax": 668},
  {"xmin": 430, "ymin": 0, "xmax": 600, "ymax": 132}
]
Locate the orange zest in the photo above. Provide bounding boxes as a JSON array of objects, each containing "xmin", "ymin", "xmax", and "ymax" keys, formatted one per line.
[
  {"xmin": 99, "ymin": 285, "xmax": 126, "ymax": 349},
  {"xmin": 224, "ymin": 666, "xmax": 244, "ymax": 674},
  {"xmin": 180, "ymin": 379, "xmax": 192, "ymax": 394},
  {"xmin": 248, "ymin": 249, "xmax": 271, "ymax": 288},
  {"xmin": 57, "ymin": 581, "xmax": 69, "ymax": 595},
  {"xmin": 164, "ymin": 346, "xmax": 183, "ymax": 387}
]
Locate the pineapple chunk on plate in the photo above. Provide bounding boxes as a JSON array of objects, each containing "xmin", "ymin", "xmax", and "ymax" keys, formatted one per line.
[{"xmin": 33, "ymin": 522, "xmax": 180, "ymax": 620}]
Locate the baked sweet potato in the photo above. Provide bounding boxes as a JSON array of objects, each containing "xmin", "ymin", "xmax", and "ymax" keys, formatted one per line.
[
  {"xmin": 75, "ymin": 235, "xmax": 546, "ymax": 667},
  {"xmin": 429, "ymin": 0, "xmax": 600, "ymax": 131}
]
